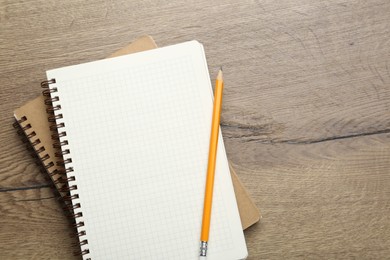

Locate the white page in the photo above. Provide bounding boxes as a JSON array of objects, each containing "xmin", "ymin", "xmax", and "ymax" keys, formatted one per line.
[{"xmin": 47, "ymin": 41, "xmax": 247, "ymax": 260}]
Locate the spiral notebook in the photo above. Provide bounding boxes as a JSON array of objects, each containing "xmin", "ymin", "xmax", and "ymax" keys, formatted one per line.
[
  {"xmin": 13, "ymin": 36, "xmax": 260, "ymax": 231},
  {"xmin": 44, "ymin": 41, "xmax": 247, "ymax": 259}
]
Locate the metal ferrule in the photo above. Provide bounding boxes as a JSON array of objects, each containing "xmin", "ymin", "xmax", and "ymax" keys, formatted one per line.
[{"xmin": 200, "ymin": 241, "xmax": 208, "ymax": 257}]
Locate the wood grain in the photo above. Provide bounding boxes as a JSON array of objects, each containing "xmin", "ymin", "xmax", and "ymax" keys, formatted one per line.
[
  {"xmin": 1, "ymin": 0, "xmax": 389, "ymax": 259},
  {"xmin": 231, "ymin": 133, "xmax": 390, "ymax": 259},
  {"xmin": 0, "ymin": 188, "xmax": 79, "ymax": 260}
]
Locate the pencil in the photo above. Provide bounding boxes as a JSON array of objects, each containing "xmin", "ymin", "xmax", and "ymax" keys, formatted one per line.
[{"xmin": 200, "ymin": 68, "xmax": 224, "ymax": 259}]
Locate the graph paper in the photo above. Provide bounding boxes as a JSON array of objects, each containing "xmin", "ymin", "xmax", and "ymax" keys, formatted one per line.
[{"xmin": 47, "ymin": 41, "xmax": 247, "ymax": 260}]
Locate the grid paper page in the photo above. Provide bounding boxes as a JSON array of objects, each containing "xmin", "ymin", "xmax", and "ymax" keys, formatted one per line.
[{"xmin": 47, "ymin": 41, "xmax": 247, "ymax": 260}]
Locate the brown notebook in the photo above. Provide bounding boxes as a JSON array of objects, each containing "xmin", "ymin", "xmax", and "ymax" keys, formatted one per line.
[{"xmin": 13, "ymin": 35, "xmax": 260, "ymax": 230}]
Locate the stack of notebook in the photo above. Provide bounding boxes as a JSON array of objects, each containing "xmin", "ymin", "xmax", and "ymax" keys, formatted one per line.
[{"xmin": 13, "ymin": 36, "xmax": 260, "ymax": 259}]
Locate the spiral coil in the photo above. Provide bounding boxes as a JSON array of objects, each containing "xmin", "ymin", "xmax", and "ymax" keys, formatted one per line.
[
  {"xmin": 13, "ymin": 117, "xmax": 55, "ymax": 183},
  {"xmin": 42, "ymin": 79, "xmax": 89, "ymax": 258}
]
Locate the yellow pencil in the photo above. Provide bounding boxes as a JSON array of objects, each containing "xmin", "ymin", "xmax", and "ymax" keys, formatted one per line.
[{"xmin": 200, "ymin": 68, "xmax": 224, "ymax": 259}]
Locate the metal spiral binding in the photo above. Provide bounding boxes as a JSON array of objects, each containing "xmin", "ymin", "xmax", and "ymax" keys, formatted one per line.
[
  {"xmin": 41, "ymin": 79, "xmax": 72, "ymax": 199},
  {"xmin": 13, "ymin": 117, "xmax": 55, "ymax": 183},
  {"xmin": 41, "ymin": 79, "xmax": 90, "ymax": 258}
]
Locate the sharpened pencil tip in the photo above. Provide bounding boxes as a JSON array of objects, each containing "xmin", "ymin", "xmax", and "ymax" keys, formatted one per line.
[
  {"xmin": 217, "ymin": 69, "xmax": 223, "ymax": 80},
  {"xmin": 220, "ymin": 66, "xmax": 223, "ymax": 71}
]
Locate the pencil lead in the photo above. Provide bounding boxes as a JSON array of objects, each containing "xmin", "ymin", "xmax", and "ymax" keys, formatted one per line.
[{"xmin": 220, "ymin": 66, "xmax": 223, "ymax": 72}]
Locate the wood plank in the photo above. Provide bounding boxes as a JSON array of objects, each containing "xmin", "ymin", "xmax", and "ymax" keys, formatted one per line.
[{"xmin": 227, "ymin": 133, "xmax": 390, "ymax": 259}]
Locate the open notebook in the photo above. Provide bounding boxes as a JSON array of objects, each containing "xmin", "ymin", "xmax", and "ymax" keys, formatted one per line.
[{"xmin": 44, "ymin": 41, "xmax": 247, "ymax": 259}]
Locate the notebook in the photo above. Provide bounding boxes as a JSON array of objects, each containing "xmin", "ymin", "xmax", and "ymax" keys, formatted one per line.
[
  {"xmin": 13, "ymin": 36, "xmax": 260, "ymax": 230},
  {"xmin": 44, "ymin": 41, "xmax": 247, "ymax": 259}
]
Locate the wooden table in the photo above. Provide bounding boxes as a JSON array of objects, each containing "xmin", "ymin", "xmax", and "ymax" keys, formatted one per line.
[{"xmin": 1, "ymin": 1, "xmax": 389, "ymax": 259}]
